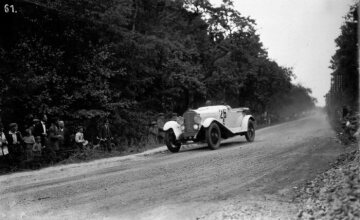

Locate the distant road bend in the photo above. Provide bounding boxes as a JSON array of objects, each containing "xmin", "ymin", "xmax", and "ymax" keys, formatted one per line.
[{"xmin": 0, "ymin": 112, "xmax": 346, "ymax": 219}]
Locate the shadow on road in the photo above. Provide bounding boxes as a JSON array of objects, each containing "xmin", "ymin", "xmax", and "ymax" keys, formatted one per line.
[{"xmin": 178, "ymin": 139, "xmax": 249, "ymax": 153}]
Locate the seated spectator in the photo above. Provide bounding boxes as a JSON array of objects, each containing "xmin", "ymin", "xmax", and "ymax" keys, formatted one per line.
[
  {"xmin": 75, "ymin": 126, "xmax": 88, "ymax": 149},
  {"xmin": 32, "ymin": 136, "xmax": 42, "ymax": 157},
  {"xmin": 23, "ymin": 129, "xmax": 35, "ymax": 162}
]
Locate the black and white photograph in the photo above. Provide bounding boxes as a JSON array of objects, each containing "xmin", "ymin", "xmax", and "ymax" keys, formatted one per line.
[{"xmin": 0, "ymin": 0, "xmax": 359, "ymax": 219}]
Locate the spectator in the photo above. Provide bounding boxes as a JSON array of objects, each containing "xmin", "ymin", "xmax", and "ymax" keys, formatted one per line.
[
  {"xmin": 171, "ymin": 113, "xmax": 178, "ymax": 121},
  {"xmin": 33, "ymin": 114, "xmax": 48, "ymax": 147},
  {"xmin": 47, "ymin": 119, "xmax": 62, "ymax": 161},
  {"xmin": 157, "ymin": 113, "xmax": 165, "ymax": 143},
  {"xmin": 148, "ymin": 121, "xmax": 159, "ymax": 144},
  {"xmin": 23, "ymin": 129, "xmax": 35, "ymax": 162},
  {"xmin": 6, "ymin": 123, "xmax": 23, "ymax": 165},
  {"xmin": 75, "ymin": 126, "xmax": 88, "ymax": 149},
  {"xmin": 205, "ymin": 100, "xmax": 212, "ymax": 106},
  {"xmin": 30, "ymin": 118, "xmax": 40, "ymax": 134},
  {"xmin": 32, "ymin": 136, "xmax": 42, "ymax": 157},
  {"xmin": 58, "ymin": 120, "xmax": 69, "ymax": 149},
  {"xmin": 99, "ymin": 119, "xmax": 113, "ymax": 152},
  {"xmin": 0, "ymin": 124, "xmax": 9, "ymax": 160}
]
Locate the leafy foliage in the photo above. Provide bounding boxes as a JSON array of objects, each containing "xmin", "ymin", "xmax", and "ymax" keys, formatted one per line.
[
  {"xmin": 326, "ymin": 3, "xmax": 358, "ymax": 123},
  {"xmin": 0, "ymin": 0, "xmax": 315, "ymax": 145}
]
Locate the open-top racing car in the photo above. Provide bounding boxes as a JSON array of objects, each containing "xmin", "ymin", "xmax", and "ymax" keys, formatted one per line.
[{"xmin": 163, "ymin": 105, "xmax": 255, "ymax": 152}]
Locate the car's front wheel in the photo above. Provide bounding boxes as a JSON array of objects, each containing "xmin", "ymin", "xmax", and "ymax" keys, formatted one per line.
[
  {"xmin": 206, "ymin": 122, "xmax": 221, "ymax": 150},
  {"xmin": 165, "ymin": 129, "xmax": 181, "ymax": 153},
  {"xmin": 245, "ymin": 120, "xmax": 255, "ymax": 142}
]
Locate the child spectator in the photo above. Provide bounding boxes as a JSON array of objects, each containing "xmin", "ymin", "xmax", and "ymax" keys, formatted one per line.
[
  {"xmin": 23, "ymin": 129, "xmax": 35, "ymax": 162},
  {"xmin": 32, "ymin": 136, "xmax": 42, "ymax": 157}
]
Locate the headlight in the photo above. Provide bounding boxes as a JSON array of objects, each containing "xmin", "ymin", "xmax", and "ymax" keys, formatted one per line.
[
  {"xmin": 193, "ymin": 124, "xmax": 199, "ymax": 130},
  {"xmin": 194, "ymin": 114, "xmax": 201, "ymax": 124}
]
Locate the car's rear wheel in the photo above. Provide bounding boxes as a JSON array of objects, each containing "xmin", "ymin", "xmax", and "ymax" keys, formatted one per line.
[
  {"xmin": 165, "ymin": 129, "xmax": 181, "ymax": 153},
  {"xmin": 206, "ymin": 122, "xmax": 221, "ymax": 150},
  {"xmin": 245, "ymin": 120, "xmax": 255, "ymax": 142}
]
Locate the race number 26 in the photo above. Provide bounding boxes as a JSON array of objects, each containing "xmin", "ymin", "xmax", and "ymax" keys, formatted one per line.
[{"xmin": 220, "ymin": 109, "xmax": 226, "ymax": 124}]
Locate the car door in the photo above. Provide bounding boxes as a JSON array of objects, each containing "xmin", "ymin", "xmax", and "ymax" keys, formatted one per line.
[{"xmin": 227, "ymin": 108, "xmax": 244, "ymax": 132}]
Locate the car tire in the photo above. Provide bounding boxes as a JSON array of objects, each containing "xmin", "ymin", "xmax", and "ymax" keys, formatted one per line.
[
  {"xmin": 245, "ymin": 120, "xmax": 255, "ymax": 142},
  {"xmin": 165, "ymin": 129, "xmax": 181, "ymax": 153},
  {"xmin": 206, "ymin": 122, "xmax": 221, "ymax": 150}
]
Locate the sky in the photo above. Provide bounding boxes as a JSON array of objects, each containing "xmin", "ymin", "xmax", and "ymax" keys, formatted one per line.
[{"xmin": 211, "ymin": 0, "xmax": 355, "ymax": 106}]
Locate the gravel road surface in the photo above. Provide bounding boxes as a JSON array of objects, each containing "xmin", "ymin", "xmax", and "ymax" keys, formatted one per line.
[{"xmin": 0, "ymin": 112, "xmax": 346, "ymax": 219}]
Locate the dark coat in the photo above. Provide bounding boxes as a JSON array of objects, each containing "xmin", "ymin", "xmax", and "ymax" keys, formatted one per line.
[
  {"xmin": 58, "ymin": 127, "xmax": 70, "ymax": 148},
  {"xmin": 6, "ymin": 131, "xmax": 23, "ymax": 154},
  {"xmin": 6, "ymin": 131, "xmax": 23, "ymax": 145},
  {"xmin": 99, "ymin": 125, "xmax": 112, "ymax": 140},
  {"xmin": 33, "ymin": 122, "xmax": 46, "ymax": 137},
  {"xmin": 33, "ymin": 121, "xmax": 47, "ymax": 146}
]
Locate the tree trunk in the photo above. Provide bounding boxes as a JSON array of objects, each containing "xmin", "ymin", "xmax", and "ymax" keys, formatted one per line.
[{"xmin": 132, "ymin": 0, "xmax": 139, "ymax": 32}]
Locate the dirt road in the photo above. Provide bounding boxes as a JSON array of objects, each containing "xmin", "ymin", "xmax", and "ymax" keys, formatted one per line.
[{"xmin": 0, "ymin": 113, "xmax": 346, "ymax": 219}]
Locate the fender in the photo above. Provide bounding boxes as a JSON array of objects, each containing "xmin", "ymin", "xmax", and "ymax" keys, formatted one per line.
[
  {"xmin": 240, "ymin": 115, "xmax": 255, "ymax": 132},
  {"xmin": 202, "ymin": 118, "xmax": 219, "ymax": 128},
  {"xmin": 163, "ymin": 121, "xmax": 182, "ymax": 140},
  {"xmin": 202, "ymin": 117, "xmax": 235, "ymax": 139}
]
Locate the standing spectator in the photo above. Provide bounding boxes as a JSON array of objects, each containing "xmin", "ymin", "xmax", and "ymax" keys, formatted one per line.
[
  {"xmin": 6, "ymin": 123, "xmax": 23, "ymax": 165},
  {"xmin": 157, "ymin": 113, "xmax": 165, "ymax": 143},
  {"xmin": 99, "ymin": 119, "xmax": 113, "ymax": 152},
  {"xmin": 171, "ymin": 113, "xmax": 178, "ymax": 121},
  {"xmin": 34, "ymin": 114, "xmax": 48, "ymax": 147},
  {"xmin": 75, "ymin": 126, "xmax": 88, "ymax": 149},
  {"xmin": 47, "ymin": 119, "xmax": 62, "ymax": 162},
  {"xmin": 148, "ymin": 121, "xmax": 158, "ymax": 144},
  {"xmin": 58, "ymin": 120, "xmax": 69, "ymax": 149},
  {"xmin": 32, "ymin": 136, "xmax": 42, "ymax": 157},
  {"xmin": 23, "ymin": 129, "xmax": 35, "ymax": 162},
  {"xmin": 0, "ymin": 124, "xmax": 10, "ymax": 164},
  {"xmin": 30, "ymin": 118, "xmax": 40, "ymax": 134}
]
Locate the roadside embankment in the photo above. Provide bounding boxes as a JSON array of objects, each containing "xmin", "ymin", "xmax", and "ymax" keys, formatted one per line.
[{"xmin": 296, "ymin": 144, "xmax": 359, "ymax": 219}]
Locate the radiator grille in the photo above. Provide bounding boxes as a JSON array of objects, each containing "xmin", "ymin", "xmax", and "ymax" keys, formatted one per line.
[{"xmin": 183, "ymin": 111, "xmax": 196, "ymax": 133}]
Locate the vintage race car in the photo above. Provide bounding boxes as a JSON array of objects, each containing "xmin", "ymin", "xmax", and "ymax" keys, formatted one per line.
[{"xmin": 163, "ymin": 105, "xmax": 255, "ymax": 153}]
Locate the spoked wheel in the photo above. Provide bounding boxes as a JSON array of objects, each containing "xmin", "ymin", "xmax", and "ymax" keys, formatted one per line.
[
  {"xmin": 245, "ymin": 120, "xmax": 255, "ymax": 142},
  {"xmin": 165, "ymin": 129, "xmax": 181, "ymax": 153},
  {"xmin": 206, "ymin": 123, "xmax": 221, "ymax": 150}
]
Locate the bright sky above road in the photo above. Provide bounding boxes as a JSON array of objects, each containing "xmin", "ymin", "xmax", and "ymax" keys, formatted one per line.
[{"xmin": 211, "ymin": 0, "xmax": 355, "ymax": 106}]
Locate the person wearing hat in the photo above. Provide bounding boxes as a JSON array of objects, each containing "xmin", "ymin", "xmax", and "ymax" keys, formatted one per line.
[
  {"xmin": 33, "ymin": 114, "xmax": 48, "ymax": 147},
  {"xmin": 98, "ymin": 119, "xmax": 113, "ymax": 152},
  {"xmin": 6, "ymin": 123, "xmax": 23, "ymax": 165}
]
